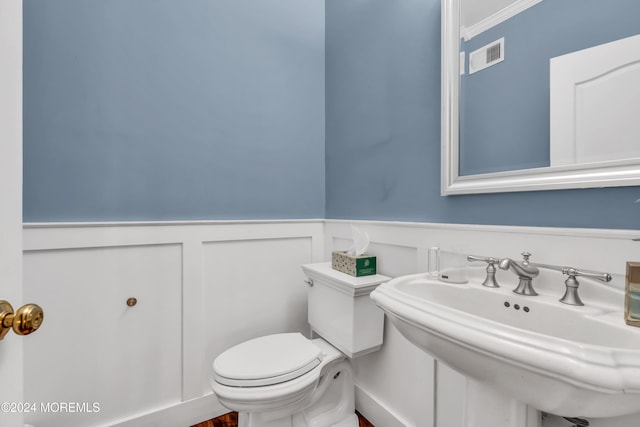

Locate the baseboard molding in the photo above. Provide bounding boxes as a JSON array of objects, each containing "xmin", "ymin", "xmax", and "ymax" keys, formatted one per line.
[
  {"xmin": 355, "ymin": 384, "xmax": 412, "ymax": 427},
  {"xmin": 108, "ymin": 394, "xmax": 226, "ymax": 427},
  {"xmin": 111, "ymin": 386, "xmax": 405, "ymax": 427}
]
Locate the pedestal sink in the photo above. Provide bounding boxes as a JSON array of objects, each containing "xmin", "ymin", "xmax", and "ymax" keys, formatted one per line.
[{"xmin": 370, "ymin": 273, "xmax": 640, "ymax": 418}]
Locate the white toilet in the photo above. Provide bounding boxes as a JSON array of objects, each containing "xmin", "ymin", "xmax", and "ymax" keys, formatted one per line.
[{"xmin": 210, "ymin": 262, "xmax": 389, "ymax": 427}]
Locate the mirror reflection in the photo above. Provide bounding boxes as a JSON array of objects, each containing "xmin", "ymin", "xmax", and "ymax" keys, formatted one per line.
[{"xmin": 458, "ymin": 0, "xmax": 640, "ymax": 177}]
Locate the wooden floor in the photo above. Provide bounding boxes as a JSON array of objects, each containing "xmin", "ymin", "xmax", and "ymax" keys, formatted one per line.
[{"xmin": 192, "ymin": 411, "xmax": 374, "ymax": 427}]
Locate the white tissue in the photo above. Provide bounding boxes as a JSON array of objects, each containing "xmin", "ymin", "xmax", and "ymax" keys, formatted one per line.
[{"xmin": 346, "ymin": 225, "xmax": 370, "ymax": 256}]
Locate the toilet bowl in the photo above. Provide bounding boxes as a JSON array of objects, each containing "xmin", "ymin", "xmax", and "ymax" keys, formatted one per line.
[
  {"xmin": 210, "ymin": 263, "xmax": 389, "ymax": 427},
  {"xmin": 211, "ymin": 334, "xmax": 355, "ymax": 427}
]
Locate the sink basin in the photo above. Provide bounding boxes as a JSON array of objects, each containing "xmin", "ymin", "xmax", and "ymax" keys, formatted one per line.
[{"xmin": 370, "ymin": 273, "xmax": 640, "ymax": 418}]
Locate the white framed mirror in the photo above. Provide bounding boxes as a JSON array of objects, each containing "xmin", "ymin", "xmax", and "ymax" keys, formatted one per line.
[{"xmin": 441, "ymin": 0, "xmax": 640, "ymax": 195}]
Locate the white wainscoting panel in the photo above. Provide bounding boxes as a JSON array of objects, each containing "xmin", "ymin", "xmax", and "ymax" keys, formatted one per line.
[
  {"xmin": 201, "ymin": 237, "xmax": 314, "ymax": 395},
  {"xmin": 436, "ymin": 363, "xmax": 467, "ymax": 427},
  {"xmin": 328, "ymin": 228, "xmax": 436, "ymax": 427},
  {"xmin": 324, "ymin": 219, "xmax": 639, "ymax": 427},
  {"xmin": 21, "ymin": 220, "xmax": 640, "ymax": 427},
  {"xmin": 22, "ymin": 220, "xmax": 324, "ymax": 427},
  {"xmin": 23, "ymin": 244, "xmax": 183, "ymax": 427}
]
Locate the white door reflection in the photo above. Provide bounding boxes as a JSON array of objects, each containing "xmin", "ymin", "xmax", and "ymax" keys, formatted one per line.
[{"xmin": 550, "ymin": 34, "xmax": 640, "ymax": 166}]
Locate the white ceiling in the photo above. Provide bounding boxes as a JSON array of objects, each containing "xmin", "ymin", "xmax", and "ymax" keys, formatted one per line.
[{"xmin": 461, "ymin": 0, "xmax": 519, "ymax": 28}]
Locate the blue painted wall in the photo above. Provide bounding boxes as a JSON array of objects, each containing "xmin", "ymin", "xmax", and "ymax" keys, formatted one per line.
[
  {"xmin": 23, "ymin": 0, "xmax": 325, "ymax": 221},
  {"xmin": 24, "ymin": 0, "xmax": 640, "ymax": 229},
  {"xmin": 325, "ymin": 0, "xmax": 640, "ymax": 229},
  {"xmin": 460, "ymin": 0, "xmax": 640, "ymax": 175}
]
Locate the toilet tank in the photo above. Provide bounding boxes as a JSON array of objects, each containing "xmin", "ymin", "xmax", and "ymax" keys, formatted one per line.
[{"xmin": 301, "ymin": 262, "xmax": 389, "ymax": 358}]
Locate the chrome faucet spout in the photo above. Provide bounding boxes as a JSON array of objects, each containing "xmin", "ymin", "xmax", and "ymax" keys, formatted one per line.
[
  {"xmin": 504, "ymin": 260, "xmax": 539, "ymax": 278},
  {"xmin": 498, "ymin": 258, "xmax": 512, "ymax": 270},
  {"xmin": 498, "ymin": 252, "xmax": 540, "ymax": 296}
]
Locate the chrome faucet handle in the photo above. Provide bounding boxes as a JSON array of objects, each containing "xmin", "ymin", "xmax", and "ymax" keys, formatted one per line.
[
  {"xmin": 535, "ymin": 263, "xmax": 612, "ymax": 306},
  {"xmin": 558, "ymin": 267, "xmax": 612, "ymax": 306},
  {"xmin": 561, "ymin": 267, "xmax": 611, "ymax": 283},
  {"xmin": 467, "ymin": 255, "xmax": 500, "ymax": 288}
]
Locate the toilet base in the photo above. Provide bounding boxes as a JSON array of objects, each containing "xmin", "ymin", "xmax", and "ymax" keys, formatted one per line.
[
  {"xmin": 238, "ymin": 411, "xmax": 358, "ymax": 427},
  {"xmin": 237, "ymin": 359, "xmax": 357, "ymax": 427},
  {"xmin": 330, "ymin": 413, "xmax": 358, "ymax": 427}
]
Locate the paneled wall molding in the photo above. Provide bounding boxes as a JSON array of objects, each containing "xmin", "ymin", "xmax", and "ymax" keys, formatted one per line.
[
  {"xmin": 22, "ymin": 219, "xmax": 640, "ymax": 427},
  {"xmin": 24, "ymin": 219, "xmax": 325, "ymax": 228},
  {"xmin": 324, "ymin": 218, "xmax": 640, "ymax": 241},
  {"xmin": 24, "ymin": 219, "xmax": 639, "ymax": 253},
  {"xmin": 23, "ymin": 220, "xmax": 324, "ymax": 427},
  {"xmin": 324, "ymin": 219, "xmax": 639, "ymax": 427},
  {"xmin": 23, "ymin": 219, "xmax": 325, "ymax": 250},
  {"xmin": 325, "ymin": 219, "xmax": 635, "ymax": 302}
]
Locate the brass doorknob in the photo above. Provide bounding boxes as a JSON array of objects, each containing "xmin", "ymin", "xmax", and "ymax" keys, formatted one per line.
[{"xmin": 0, "ymin": 300, "xmax": 44, "ymax": 340}]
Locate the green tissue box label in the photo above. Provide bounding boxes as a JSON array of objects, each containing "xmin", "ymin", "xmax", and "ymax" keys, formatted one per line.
[{"xmin": 355, "ymin": 257, "xmax": 377, "ymax": 276}]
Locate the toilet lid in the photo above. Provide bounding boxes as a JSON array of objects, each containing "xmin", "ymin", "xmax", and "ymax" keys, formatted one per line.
[{"xmin": 213, "ymin": 333, "xmax": 323, "ymax": 387}]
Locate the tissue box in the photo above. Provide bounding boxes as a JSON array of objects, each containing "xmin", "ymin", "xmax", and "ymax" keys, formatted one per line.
[{"xmin": 331, "ymin": 251, "xmax": 377, "ymax": 277}]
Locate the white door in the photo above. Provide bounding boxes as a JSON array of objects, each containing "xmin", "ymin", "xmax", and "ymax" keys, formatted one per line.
[
  {"xmin": 550, "ymin": 34, "xmax": 640, "ymax": 166},
  {"xmin": 0, "ymin": 1, "xmax": 24, "ymax": 427}
]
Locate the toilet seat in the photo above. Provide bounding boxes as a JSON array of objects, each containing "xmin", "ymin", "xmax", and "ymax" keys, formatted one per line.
[
  {"xmin": 213, "ymin": 333, "xmax": 324, "ymax": 387},
  {"xmin": 211, "ymin": 337, "xmax": 345, "ymax": 415}
]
